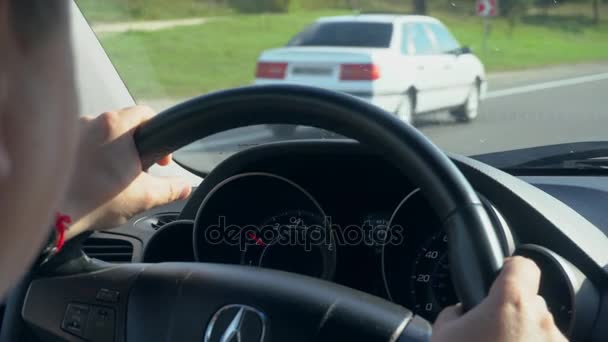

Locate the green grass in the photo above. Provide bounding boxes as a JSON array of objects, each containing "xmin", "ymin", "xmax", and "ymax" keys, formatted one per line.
[
  {"xmin": 442, "ymin": 14, "xmax": 608, "ymax": 70},
  {"xmin": 98, "ymin": 10, "xmax": 347, "ymax": 99},
  {"xmin": 94, "ymin": 10, "xmax": 608, "ymax": 100}
]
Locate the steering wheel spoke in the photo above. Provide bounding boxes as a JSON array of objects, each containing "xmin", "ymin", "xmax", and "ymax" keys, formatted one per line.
[
  {"xmin": 21, "ymin": 263, "xmax": 431, "ymax": 341},
  {"xmin": 22, "ymin": 264, "xmax": 141, "ymax": 342}
]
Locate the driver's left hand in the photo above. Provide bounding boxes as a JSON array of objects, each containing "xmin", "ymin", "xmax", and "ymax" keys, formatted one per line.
[{"xmin": 61, "ymin": 105, "xmax": 192, "ymax": 239}]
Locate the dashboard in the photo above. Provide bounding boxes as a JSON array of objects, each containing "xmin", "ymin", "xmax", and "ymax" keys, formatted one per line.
[{"xmin": 90, "ymin": 140, "xmax": 608, "ymax": 341}]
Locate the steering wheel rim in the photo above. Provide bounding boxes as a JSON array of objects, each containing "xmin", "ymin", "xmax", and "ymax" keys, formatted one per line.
[
  {"xmin": 135, "ymin": 84, "xmax": 504, "ymax": 309},
  {"xmin": 7, "ymin": 85, "xmax": 505, "ymax": 342}
]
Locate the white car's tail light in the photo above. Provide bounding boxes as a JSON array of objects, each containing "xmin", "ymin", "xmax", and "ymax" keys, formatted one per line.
[
  {"xmin": 340, "ymin": 64, "xmax": 381, "ymax": 81},
  {"xmin": 256, "ymin": 62, "xmax": 288, "ymax": 79}
]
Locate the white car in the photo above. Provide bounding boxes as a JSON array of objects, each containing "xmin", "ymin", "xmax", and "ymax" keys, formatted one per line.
[{"xmin": 255, "ymin": 14, "xmax": 487, "ymax": 124}]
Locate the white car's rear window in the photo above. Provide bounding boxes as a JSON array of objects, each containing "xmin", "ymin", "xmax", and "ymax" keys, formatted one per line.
[{"xmin": 288, "ymin": 22, "xmax": 393, "ymax": 48}]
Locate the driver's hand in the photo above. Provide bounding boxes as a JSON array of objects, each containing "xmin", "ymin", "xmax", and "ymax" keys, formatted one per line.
[
  {"xmin": 431, "ymin": 256, "xmax": 567, "ymax": 342},
  {"xmin": 62, "ymin": 105, "xmax": 192, "ymax": 239}
]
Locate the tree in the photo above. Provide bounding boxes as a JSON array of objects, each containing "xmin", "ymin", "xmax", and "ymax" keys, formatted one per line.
[
  {"xmin": 412, "ymin": 0, "xmax": 427, "ymax": 14},
  {"xmin": 592, "ymin": 0, "xmax": 600, "ymax": 24}
]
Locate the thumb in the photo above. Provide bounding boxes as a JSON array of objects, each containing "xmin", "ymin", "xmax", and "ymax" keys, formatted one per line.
[
  {"xmin": 486, "ymin": 256, "xmax": 541, "ymax": 306},
  {"xmin": 139, "ymin": 173, "xmax": 192, "ymax": 209},
  {"xmin": 434, "ymin": 303, "xmax": 463, "ymax": 327}
]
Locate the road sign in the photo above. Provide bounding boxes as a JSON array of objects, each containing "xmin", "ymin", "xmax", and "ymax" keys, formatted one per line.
[{"xmin": 477, "ymin": 0, "xmax": 498, "ymax": 17}]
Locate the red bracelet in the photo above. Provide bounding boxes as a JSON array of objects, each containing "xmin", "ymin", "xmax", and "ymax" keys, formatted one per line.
[{"xmin": 54, "ymin": 212, "xmax": 72, "ymax": 251}]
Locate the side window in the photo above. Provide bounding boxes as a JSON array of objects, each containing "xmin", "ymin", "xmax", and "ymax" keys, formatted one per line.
[
  {"xmin": 400, "ymin": 24, "xmax": 409, "ymax": 54},
  {"xmin": 409, "ymin": 23, "xmax": 435, "ymax": 56},
  {"xmin": 427, "ymin": 23, "xmax": 460, "ymax": 53}
]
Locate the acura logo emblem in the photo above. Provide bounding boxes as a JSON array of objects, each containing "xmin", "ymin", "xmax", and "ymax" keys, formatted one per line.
[{"xmin": 204, "ymin": 305, "xmax": 267, "ymax": 342}]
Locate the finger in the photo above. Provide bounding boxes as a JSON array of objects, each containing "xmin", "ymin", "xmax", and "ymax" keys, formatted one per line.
[
  {"xmin": 488, "ymin": 256, "xmax": 541, "ymax": 306},
  {"xmin": 94, "ymin": 106, "xmax": 156, "ymax": 142},
  {"xmin": 537, "ymin": 302, "xmax": 566, "ymax": 342},
  {"xmin": 80, "ymin": 115, "xmax": 95, "ymax": 122},
  {"xmin": 141, "ymin": 174, "xmax": 192, "ymax": 208},
  {"xmin": 116, "ymin": 105, "xmax": 156, "ymax": 129},
  {"xmin": 434, "ymin": 303, "xmax": 463, "ymax": 326},
  {"xmin": 533, "ymin": 295, "xmax": 558, "ymax": 332},
  {"xmin": 156, "ymin": 154, "xmax": 172, "ymax": 166},
  {"xmin": 532, "ymin": 294, "xmax": 549, "ymax": 313}
]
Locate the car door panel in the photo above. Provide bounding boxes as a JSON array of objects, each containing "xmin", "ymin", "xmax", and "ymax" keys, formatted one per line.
[
  {"xmin": 456, "ymin": 53, "xmax": 486, "ymax": 101},
  {"xmin": 427, "ymin": 22, "xmax": 473, "ymax": 107},
  {"xmin": 427, "ymin": 53, "xmax": 459, "ymax": 109},
  {"xmin": 407, "ymin": 23, "xmax": 436, "ymax": 113},
  {"xmin": 424, "ymin": 23, "xmax": 463, "ymax": 108},
  {"xmin": 382, "ymin": 23, "xmax": 410, "ymax": 100}
]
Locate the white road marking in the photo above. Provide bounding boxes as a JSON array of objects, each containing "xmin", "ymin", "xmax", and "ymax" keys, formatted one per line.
[{"xmin": 486, "ymin": 72, "xmax": 608, "ymax": 99}]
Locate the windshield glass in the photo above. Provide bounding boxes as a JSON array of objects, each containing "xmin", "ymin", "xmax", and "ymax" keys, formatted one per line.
[{"xmin": 77, "ymin": 0, "xmax": 608, "ymax": 173}]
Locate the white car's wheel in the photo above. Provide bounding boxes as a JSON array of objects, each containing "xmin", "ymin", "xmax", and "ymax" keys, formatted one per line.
[
  {"xmin": 452, "ymin": 84, "xmax": 480, "ymax": 123},
  {"xmin": 396, "ymin": 93, "xmax": 414, "ymax": 124}
]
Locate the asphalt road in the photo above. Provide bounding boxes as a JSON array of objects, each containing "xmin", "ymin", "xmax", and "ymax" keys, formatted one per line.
[
  {"xmin": 173, "ymin": 62, "xmax": 608, "ymax": 170},
  {"xmin": 417, "ymin": 62, "xmax": 608, "ymax": 155}
]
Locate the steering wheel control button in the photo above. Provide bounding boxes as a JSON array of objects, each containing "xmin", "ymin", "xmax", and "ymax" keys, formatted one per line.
[
  {"xmin": 205, "ymin": 305, "xmax": 266, "ymax": 342},
  {"xmin": 86, "ymin": 306, "xmax": 116, "ymax": 342},
  {"xmin": 61, "ymin": 303, "xmax": 90, "ymax": 338},
  {"xmin": 96, "ymin": 288, "xmax": 120, "ymax": 303}
]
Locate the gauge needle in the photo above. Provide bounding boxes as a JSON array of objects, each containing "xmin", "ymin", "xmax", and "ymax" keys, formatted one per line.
[{"xmin": 247, "ymin": 232, "xmax": 267, "ymax": 247}]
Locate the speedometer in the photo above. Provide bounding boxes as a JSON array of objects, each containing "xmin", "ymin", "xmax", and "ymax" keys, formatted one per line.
[
  {"xmin": 409, "ymin": 231, "xmax": 456, "ymax": 321},
  {"xmin": 383, "ymin": 188, "xmax": 512, "ymax": 323},
  {"xmin": 382, "ymin": 188, "xmax": 450, "ymax": 318}
]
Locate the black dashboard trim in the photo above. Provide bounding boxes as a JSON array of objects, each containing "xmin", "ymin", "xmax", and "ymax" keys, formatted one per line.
[{"xmin": 450, "ymin": 154, "xmax": 608, "ymax": 284}]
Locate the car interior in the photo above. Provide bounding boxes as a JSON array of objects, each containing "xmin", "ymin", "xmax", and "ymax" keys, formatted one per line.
[{"xmin": 1, "ymin": 2, "xmax": 607, "ymax": 342}]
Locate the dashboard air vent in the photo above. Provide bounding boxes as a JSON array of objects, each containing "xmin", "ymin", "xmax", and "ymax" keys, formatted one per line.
[{"xmin": 82, "ymin": 237, "xmax": 134, "ymax": 263}]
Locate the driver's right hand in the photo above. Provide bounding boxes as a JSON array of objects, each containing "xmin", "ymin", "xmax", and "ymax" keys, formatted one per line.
[{"xmin": 431, "ymin": 256, "xmax": 567, "ymax": 342}]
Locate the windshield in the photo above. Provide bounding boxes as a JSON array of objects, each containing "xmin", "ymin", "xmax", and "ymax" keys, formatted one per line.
[
  {"xmin": 288, "ymin": 22, "xmax": 393, "ymax": 47},
  {"xmin": 77, "ymin": 0, "xmax": 608, "ymax": 173}
]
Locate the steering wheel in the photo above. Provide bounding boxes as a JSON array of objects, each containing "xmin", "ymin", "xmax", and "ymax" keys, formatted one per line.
[{"xmin": 8, "ymin": 85, "xmax": 504, "ymax": 342}]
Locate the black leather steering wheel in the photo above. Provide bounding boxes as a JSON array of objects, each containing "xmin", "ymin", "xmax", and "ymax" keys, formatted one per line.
[{"xmin": 11, "ymin": 85, "xmax": 504, "ymax": 342}]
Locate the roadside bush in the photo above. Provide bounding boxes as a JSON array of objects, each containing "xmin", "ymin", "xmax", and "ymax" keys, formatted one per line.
[
  {"xmin": 290, "ymin": 0, "xmax": 351, "ymax": 10},
  {"xmin": 228, "ymin": 0, "xmax": 291, "ymax": 13},
  {"xmin": 500, "ymin": 0, "xmax": 534, "ymax": 16}
]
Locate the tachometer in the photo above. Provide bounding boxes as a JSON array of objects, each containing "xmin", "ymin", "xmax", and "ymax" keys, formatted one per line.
[
  {"xmin": 194, "ymin": 172, "xmax": 330, "ymax": 267},
  {"xmin": 241, "ymin": 210, "xmax": 336, "ymax": 280}
]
